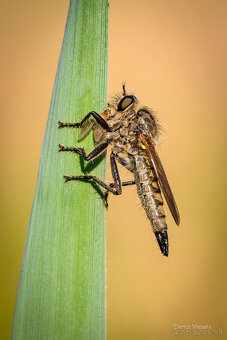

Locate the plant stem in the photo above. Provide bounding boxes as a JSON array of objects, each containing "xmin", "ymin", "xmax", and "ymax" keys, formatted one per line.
[{"xmin": 11, "ymin": 0, "xmax": 108, "ymax": 339}]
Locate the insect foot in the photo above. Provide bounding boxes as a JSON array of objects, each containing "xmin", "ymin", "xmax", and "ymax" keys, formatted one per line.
[
  {"xmin": 58, "ymin": 121, "xmax": 64, "ymax": 128},
  {"xmin": 59, "ymin": 144, "xmax": 65, "ymax": 151},
  {"xmin": 103, "ymin": 190, "xmax": 109, "ymax": 209},
  {"xmin": 63, "ymin": 175, "xmax": 71, "ymax": 183}
]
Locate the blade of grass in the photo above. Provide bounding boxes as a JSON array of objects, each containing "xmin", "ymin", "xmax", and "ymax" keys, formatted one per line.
[{"xmin": 11, "ymin": 0, "xmax": 108, "ymax": 339}]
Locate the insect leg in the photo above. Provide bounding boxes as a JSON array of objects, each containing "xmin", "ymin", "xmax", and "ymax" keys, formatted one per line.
[
  {"xmin": 58, "ymin": 111, "xmax": 110, "ymax": 131},
  {"xmin": 64, "ymin": 152, "xmax": 122, "ymax": 195},
  {"xmin": 59, "ymin": 142, "xmax": 108, "ymax": 161},
  {"xmin": 119, "ymin": 180, "xmax": 135, "ymax": 187},
  {"xmin": 115, "ymin": 155, "xmax": 134, "ymax": 172},
  {"xmin": 104, "ymin": 153, "xmax": 135, "ymax": 207},
  {"xmin": 104, "ymin": 180, "xmax": 136, "ymax": 208},
  {"xmin": 58, "ymin": 121, "xmax": 80, "ymax": 128}
]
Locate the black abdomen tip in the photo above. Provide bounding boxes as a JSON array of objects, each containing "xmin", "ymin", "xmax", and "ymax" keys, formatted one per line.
[{"xmin": 155, "ymin": 231, "xmax": 169, "ymax": 256}]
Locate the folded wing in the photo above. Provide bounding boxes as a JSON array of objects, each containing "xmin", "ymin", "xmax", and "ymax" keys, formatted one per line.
[{"xmin": 140, "ymin": 134, "xmax": 180, "ymax": 225}]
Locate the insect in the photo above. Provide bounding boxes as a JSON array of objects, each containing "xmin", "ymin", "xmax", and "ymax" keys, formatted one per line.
[{"xmin": 58, "ymin": 85, "xmax": 180, "ymax": 256}]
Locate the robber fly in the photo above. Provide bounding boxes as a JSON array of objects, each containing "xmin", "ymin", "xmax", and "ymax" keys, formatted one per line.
[{"xmin": 58, "ymin": 85, "xmax": 180, "ymax": 256}]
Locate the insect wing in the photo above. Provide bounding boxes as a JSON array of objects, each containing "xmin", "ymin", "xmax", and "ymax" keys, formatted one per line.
[
  {"xmin": 93, "ymin": 124, "xmax": 105, "ymax": 143},
  {"xmin": 93, "ymin": 110, "xmax": 109, "ymax": 143},
  {"xmin": 78, "ymin": 111, "xmax": 107, "ymax": 142},
  {"xmin": 140, "ymin": 134, "xmax": 180, "ymax": 225},
  {"xmin": 78, "ymin": 120, "xmax": 94, "ymax": 141}
]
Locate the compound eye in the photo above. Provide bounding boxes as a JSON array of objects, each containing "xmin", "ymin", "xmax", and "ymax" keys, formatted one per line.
[{"xmin": 117, "ymin": 95, "xmax": 135, "ymax": 111}]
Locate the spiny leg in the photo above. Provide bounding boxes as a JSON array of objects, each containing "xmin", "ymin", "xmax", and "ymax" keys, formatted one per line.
[
  {"xmin": 104, "ymin": 180, "xmax": 136, "ymax": 208},
  {"xmin": 103, "ymin": 153, "xmax": 134, "ymax": 207},
  {"xmin": 59, "ymin": 142, "xmax": 108, "ymax": 161},
  {"xmin": 60, "ymin": 142, "xmax": 136, "ymax": 207},
  {"xmin": 58, "ymin": 111, "xmax": 110, "ymax": 131},
  {"xmin": 64, "ymin": 152, "xmax": 122, "ymax": 196},
  {"xmin": 111, "ymin": 180, "xmax": 136, "ymax": 187}
]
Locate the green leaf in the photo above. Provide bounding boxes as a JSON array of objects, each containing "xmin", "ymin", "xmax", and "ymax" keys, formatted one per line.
[{"xmin": 11, "ymin": 0, "xmax": 108, "ymax": 339}]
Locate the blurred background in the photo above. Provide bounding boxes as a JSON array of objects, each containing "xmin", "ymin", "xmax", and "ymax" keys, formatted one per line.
[{"xmin": 1, "ymin": 0, "xmax": 226, "ymax": 339}]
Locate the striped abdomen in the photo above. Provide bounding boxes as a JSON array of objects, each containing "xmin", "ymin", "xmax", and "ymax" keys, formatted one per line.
[{"xmin": 132, "ymin": 154, "xmax": 167, "ymax": 233}]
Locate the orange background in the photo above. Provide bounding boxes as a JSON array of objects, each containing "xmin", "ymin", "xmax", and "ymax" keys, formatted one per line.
[{"xmin": 1, "ymin": 0, "xmax": 227, "ymax": 339}]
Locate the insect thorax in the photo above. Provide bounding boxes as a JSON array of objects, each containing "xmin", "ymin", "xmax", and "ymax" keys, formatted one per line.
[{"xmin": 106, "ymin": 107, "xmax": 159, "ymax": 156}]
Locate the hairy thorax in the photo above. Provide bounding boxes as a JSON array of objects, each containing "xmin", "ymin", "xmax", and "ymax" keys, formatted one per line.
[{"xmin": 105, "ymin": 107, "xmax": 158, "ymax": 157}]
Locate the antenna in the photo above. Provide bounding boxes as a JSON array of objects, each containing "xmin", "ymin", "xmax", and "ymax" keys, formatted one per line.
[{"xmin": 122, "ymin": 82, "xmax": 126, "ymax": 96}]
